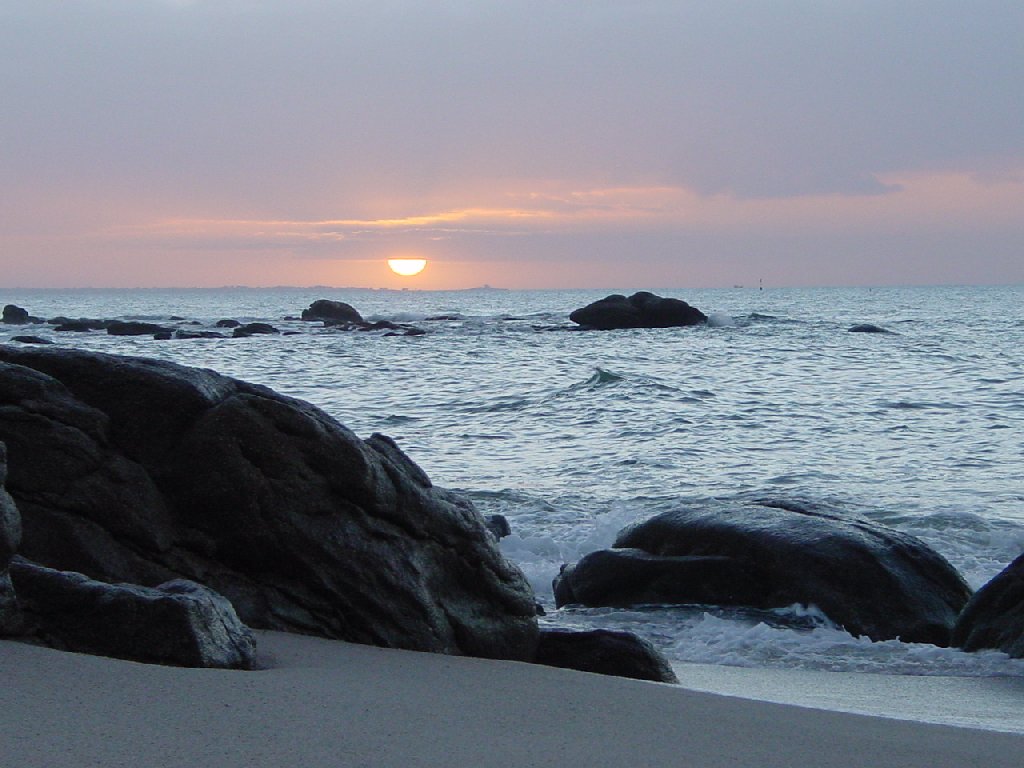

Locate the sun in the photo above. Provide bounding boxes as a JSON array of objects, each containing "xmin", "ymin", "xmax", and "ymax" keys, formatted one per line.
[{"xmin": 387, "ymin": 258, "xmax": 428, "ymax": 276}]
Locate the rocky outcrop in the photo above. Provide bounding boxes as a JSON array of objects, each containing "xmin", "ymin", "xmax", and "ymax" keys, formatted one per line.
[
  {"xmin": 553, "ymin": 499, "xmax": 971, "ymax": 645},
  {"xmin": 301, "ymin": 299, "xmax": 364, "ymax": 324},
  {"xmin": 535, "ymin": 628, "xmax": 679, "ymax": 683},
  {"xmin": 569, "ymin": 292, "xmax": 706, "ymax": 330},
  {"xmin": 9, "ymin": 336, "xmax": 52, "ymax": 345},
  {"xmin": 3, "ymin": 305, "xmax": 40, "ymax": 325},
  {"xmin": 952, "ymin": 553, "xmax": 1024, "ymax": 658},
  {"xmin": 10, "ymin": 557, "xmax": 256, "ymax": 668},
  {"xmin": 0, "ymin": 442, "xmax": 21, "ymax": 633},
  {"xmin": 0, "ymin": 345, "xmax": 538, "ymax": 660}
]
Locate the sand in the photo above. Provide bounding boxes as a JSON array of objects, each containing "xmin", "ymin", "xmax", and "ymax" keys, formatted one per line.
[{"xmin": 2, "ymin": 630, "xmax": 1022, "ymax": 768}]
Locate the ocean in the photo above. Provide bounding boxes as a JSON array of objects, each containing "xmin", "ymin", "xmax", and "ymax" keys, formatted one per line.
[{"xmin": 3, "ymin": 284, "xmax": 1023, "ymax": 698}]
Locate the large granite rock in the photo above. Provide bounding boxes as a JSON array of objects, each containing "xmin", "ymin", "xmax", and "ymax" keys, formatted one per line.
[
  {"xmin": 0, "ymin": 345, "xmax": 538, "ymax": 659},
  {"xmin": 0, "ymin": 442, "xmax": 21, "ymax": 632},
  {"xmin": 569, "ymin": 292, "xmax": 707, "ymax": 330},
  {"xmin": 10, "ymin": 557, "xmax": 256, "ymax": 668},
  {"xmin": 3, "ymin": 305, "xmax": 33, "ymax": 325},
  {"xmin": 301, "ymin": 299, "xmax": 364, "ymax": 324},
  {"xmin": 553, "ymin": 500, "xmax": 971, "ymax": 645},
  {"xmin": 952, "ymin": 553, "xmax": 1024, "ymax": 658},
  {"xmin": 535, "ymin": 628, "xmax": 679, "ymax": 683}
]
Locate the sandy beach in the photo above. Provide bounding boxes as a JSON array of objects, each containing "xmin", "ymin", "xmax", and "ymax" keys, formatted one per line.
[{"xmin": 2, "ymin": 630, "xmax": 1022, "ymax": 768}]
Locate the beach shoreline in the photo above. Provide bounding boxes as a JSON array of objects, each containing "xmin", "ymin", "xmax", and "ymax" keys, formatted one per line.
[{"xmin": 2, "ymin": 630, "xmax": 1022, "ymax": 768}]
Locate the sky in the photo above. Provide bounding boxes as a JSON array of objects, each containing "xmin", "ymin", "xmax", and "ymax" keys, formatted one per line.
[{"xmin": 2, "ymin": 1, "xmax": 1022, "ymax": 290}]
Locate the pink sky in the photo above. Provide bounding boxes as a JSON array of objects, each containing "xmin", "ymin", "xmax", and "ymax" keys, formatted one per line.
[{"xmin": 2, "ymin": 2, "xmax": 1022, "ymax": 290}]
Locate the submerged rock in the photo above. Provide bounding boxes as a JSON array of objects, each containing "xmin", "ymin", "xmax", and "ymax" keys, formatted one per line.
[
  {"xmin": 553, "ymin": 499, "xmax": 971, "ymax": 645},
  {"xmin": 952, "ymin": 552, "xmax": 1024, "ymax": 658},
  {"xmin": 9, "ymin": 336, "xmax": 52, "ymax": 345},
  {"xmin": 848, "ymin": 323, "xmax": 893, "ymax": 334},
  {"xmin": 10, "ymin": 557, "xmax": 256, "ymax": 669},
  {"xmin": 107, "ymin": 321, "xmax": 173, "ymax": 336},
  {"xmin": 534, "ymin": 628, "xmax": 679, "ymax": 683},
  {"xmin": 232, "ymin": 322, "xmax": 279, "ymax": 337},
  {"xmin": 569, "ymin": 292, "xmax": 706, "ymax": 330},
  {"xmin": 0, "ymin": 345, "xmax": 537, "ymax": 659}
]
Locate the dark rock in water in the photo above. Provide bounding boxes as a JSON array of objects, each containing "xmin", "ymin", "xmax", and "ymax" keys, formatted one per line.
[
  {"xmin": 569, "ymin": 292, "xmax": 707, "ymax": 330},
  {"xmin": 952, "ymin": 552, "xmax": 1024, "ymax": 658},
  {"xmin": 10, "ymin": 557, "xmax": 256, "ymax": 669},
  {"xmin": 534, "ymin": 628, "xmax": 679, "ymax": 683},
  {"xmin": 54, "ymin": 320, "xmax": 104, "ymax": 333},
  {"xmin": 10, "ymin": 336, "xmax": 52, "ymax": 345},
  {"xmin": 0, "ymin": 345, "xmax": 538, "ymax": 659},
  {"xmin": 553, "ymin": 500, "xmax": 971, "ymax": 645},
  {"xmin": 216, "ymin": 319, "xmax": 241, "ymax": 328},
  {"xmin": 153, "ymin": 332, "xmax": 173, "ymax": 341},
  {"xmin": 0, "ymin": 442, "xmax": 21, "ymax": 633},
  {"xmin": 3, "ymin": 305, "xmax": 41, "ymax": 325},
  {"xmin": 107, "ymin": 321, "xmax": 173, "ymax": 336},
  {"xmin": 485, "ymin": 514, "xmax": 512, "ymax": 540},
  {"xmin": 848, "ymin": 323, "xmax": 893, "ymax": 334},
  {"xmin": 174, "ymin": 330, "xmax": 227, "ymax": 340},
  {"xmin": 301, "ymin": 299, "xmax": 364, "ymax": 324},
  {"xmin": 232, "ymin": 322, "xmax": 279, "ymax": 337}
]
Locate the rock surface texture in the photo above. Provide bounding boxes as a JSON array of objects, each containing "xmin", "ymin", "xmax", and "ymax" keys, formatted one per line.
[
  {"xmin": 535, "ymin": 628, "xmax": 679, "ymax": 683},
  {"xmin": 553, "ymin": 500, "xmax": 971, "ymax": 645},
  {"xmin": 952, "ymin": 552, "xmax": 1024, "ymax": 658},
  {"xmin": 569, "ymin": 292, "xmax": 707, "ymax": 330},
  {"xmin": 0, "ymin": 442, "xmax": 21, "ymax": 632},
  {"xmin": 0, "ymin": 345, "xmax": 538, "ymax": 659},
  {"xmin": 10, "ymin": 557, "xmax": 256, "ymax": 668}
]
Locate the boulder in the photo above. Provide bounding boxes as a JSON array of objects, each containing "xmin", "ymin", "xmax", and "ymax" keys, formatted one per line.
[
  {"xmin": 951, "ymin": 552, "xmax": 1024, "ymax": 658},
  {"xmin": 535, "ymin": 628, "xmax": 679, "ymax": 683},
  {"xmin": 216, "ymin": 319, "xmax": 241, "ymax": 328},
  {"xmin": 553, "ymin": 499, "xmax": 971, "ymax": 645},
  {"xmin": 54, "ymin": 320, "xmax": 103, "ymax": 332},
  {"xmin": 9, "ymin": 557, "xmax": 256, "ymax": 669},
  {"xmin": 301, "ymin": 299, "xmax": 364, "ymax": 324},
  {"xmin": 107, "ymin": 321, "xmax": 174, "ymax": 336},
  {"xmin": 0, "ymin": 345, "xmax": 537, "ymax": 659},
  {"xmin": 0, "ymin": 442, "xmax": 21, "ymax": 633},
  {"xmin": 569, "ymin": 292, "xmax": 706, "ymax": 330},
  {"xmin": 3, "ymin": 305, "xmax": 36, "ymax": 325}
]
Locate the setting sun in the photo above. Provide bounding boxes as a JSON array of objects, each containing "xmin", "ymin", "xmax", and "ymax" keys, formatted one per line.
[{"xmin": 387, "ymin": 258, "xmax": 428, "ymax": 276}]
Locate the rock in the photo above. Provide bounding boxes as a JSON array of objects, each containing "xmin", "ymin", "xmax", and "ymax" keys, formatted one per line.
[
  {"xmin": 848, "ymin": 323, "xmax": 893, "ymax": 334},
  {"xmin": 9, "ymin": 336, "xmax": 52, "ymax": 345},
  {"xmin": 153, "ymin": 332, "xmax": 173, "ymax": 341},
  {"xmin": 485, "ymin": 514, "xmax": 512, "ymax": 540},
  {"xmin": 174, "ymin": 330, "xmax": 226, "ymax": 340},
  {"xmin": 232, "ymin": 322, "xmax": 279, "ymax": 337},
  {"xmin": 569, "ymin": 292, "xmax": 707, "ymax": 330},
  {"xmin": 301, "ymin": 299, "xmax": 364, "ymax": 324},
  {"xmin": 553, "ymin": 499, "xmax": 971, "ymax": 645},
  {"xmin": 3, "ymin": 305, "xmax": 36, "ymax": 325},
  {"xmin": 0, "ymin": 345, "xmax": 537, "ymax": 659},
  {"xmin": 9, "ymin": 557, "xmax": 256, "ymax": 668},
  {"xmin": 216, "ymin": 319, "xmax": 241, "ymax": 328},
  {"xmin": 0, "ymin": 442, "xmax": 21, "ymax": 633},
  {"xmin": 54, "ymin": 320, "xmax": 103, "ymax": 332},
  {"xmin": 951, "ymin": 552, "xmax": 1024, "ymax": 658},
  {"xmin": 107, "ymin": 321, "xmax": 174, "ymax": 336},
  {"xmin": 534, "ymin": 628, "xmax": 679, "ymax": 683}
]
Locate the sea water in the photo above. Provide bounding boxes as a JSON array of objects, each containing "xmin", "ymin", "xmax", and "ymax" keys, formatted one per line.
[{"xmin": 3, "ymin": 285, "xmax": 1023, "ymax": 691}]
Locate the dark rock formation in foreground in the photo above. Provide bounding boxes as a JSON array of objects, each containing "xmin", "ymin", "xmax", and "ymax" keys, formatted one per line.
[
  {"xmin": 536, "ymin": 628, "xmax": 679, "ymax": 683},
  {"xmin": 554, "ymin": 500, "xmax": 971, "ymax": 645},
  {"xmin": 569, "ymin": 292, "xmax": 707, "ymax": 330},
  {"xmin": 0, "ymin": 345, "xmax": 538, "ymax": 660},
  {"xmin": 10, "ymin": 557, "xmax": 256, "ymax": 669},
  {"xmin": 0, "ymin": 442, "xmax": 20, "ymax": 633},
  {"xmin": 952, "ymin": 552, "xmax": 1024, "ymax": 658},
  {"xmin": 301, "ymin": 299, "xmax": 364, "ymax": 324}
]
